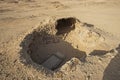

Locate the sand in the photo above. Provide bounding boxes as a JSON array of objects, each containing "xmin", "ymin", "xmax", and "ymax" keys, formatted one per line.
[{"xmin": 0, "ymin": 0, "xmax": 120, "ymax": 80}]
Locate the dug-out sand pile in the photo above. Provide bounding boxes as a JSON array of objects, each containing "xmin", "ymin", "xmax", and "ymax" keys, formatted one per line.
[{"xmin": 20, "ymin": 17, "xmax": 114, "ymax": 73}]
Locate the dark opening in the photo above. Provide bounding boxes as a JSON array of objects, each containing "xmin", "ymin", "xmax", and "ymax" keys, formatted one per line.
[{"xmin": 56, "ymin": 17, "xmax": 76, "ymax": 35}]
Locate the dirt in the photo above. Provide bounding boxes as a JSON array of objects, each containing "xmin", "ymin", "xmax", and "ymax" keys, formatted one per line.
[{"xmin": 0, "ymin": 0, "xmax": 120, "ymax": 80}]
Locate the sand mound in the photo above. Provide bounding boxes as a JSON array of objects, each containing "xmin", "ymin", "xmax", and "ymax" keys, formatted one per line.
[{"xmin": 20, "ymin": 17, "xmax": 109, "ymax": 72}]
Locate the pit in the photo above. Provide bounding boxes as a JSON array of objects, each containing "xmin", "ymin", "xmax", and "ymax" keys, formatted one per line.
[
  {"xmin": 20, "ymin": 17, "xmax": 86, "ymax": 71},
  {"xmin": 55, "ymin": 17, "xmax": 76, "ymax": 35}
]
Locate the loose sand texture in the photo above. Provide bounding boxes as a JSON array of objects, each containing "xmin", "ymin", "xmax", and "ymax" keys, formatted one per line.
[{"xmin": 0, "ymin": 0, "xmax": 120, "ymax": 80}]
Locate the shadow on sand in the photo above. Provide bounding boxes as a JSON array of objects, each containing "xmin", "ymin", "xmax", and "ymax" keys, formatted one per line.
[
  {"xmin": 89, "ymin": 50, "xmax": 109, "ymax": 56},
  {"xmin": 103, "ymin": 44, "xmax": 120, "ymax": 80}
]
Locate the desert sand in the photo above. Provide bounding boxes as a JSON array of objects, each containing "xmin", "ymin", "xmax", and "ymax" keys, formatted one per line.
[{"xmin": 0, "ymin": 0, "xmax": 120, "ymax": 80}]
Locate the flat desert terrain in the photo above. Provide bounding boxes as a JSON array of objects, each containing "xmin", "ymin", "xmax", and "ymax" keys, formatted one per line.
[{"xmin": 0, "ymin": 0, "xmax": 120, "ymax": 80}]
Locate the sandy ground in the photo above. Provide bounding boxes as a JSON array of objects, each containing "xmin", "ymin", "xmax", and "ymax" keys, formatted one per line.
[{"xmin": 0, "ymin": 0, "xmax": 120, "ymax": 80}]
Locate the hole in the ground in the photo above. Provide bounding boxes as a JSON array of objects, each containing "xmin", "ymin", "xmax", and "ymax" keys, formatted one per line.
[
  {"xmin": 55, "ymin": 17, "xmax": 76, "ymax": 35},
  {"xmin": 20, "ymin": 17, "xmax": 86, "ymax": 71},
  {"xmin": 27, "ymin": 31, "xmax": 86, "ymax": 71}
]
